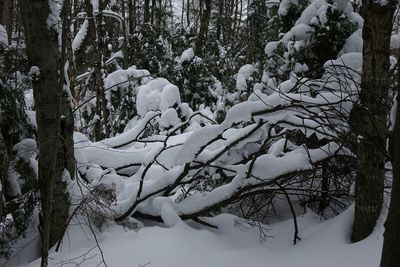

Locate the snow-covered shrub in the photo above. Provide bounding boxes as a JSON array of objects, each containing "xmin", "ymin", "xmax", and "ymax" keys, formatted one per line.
[
  {"xmin": 75, "ymin": 67, "xmax": 151, "ymax": 137},
  {"xmin": 0, "ymin": 23, "xmax": 38, "ymax": 258},
  {"xmin": 265, "ymin": 0, "xmax": 361, "ymax": 83},
  {"xmin": 0, "ymin": 138, "xmax": 38, "ymax": 259},
  {"xmin": 73, "ymin": 51, "xmax": 359, "ymax": 225},
  {"xmin": 128, "ymin": 24, "xmax": 174, "ymax": 77},
  {"xmin": 104, "ymin": 67, "xmax": 152, "ymax": 134},
  {"xmin": 171, "ymin": 48, "xmax": 218, "ymax": 111}
]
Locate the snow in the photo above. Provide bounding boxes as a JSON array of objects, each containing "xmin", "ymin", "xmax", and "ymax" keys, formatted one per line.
[
  {"xmin": 282, "ymin": 24, "xmax": 314, "ymax": 43},
  {"xmin": 295, "ymin": 0, "xmax": 329, "ymax": 26},
  {"xmin": 103, "ymin": 67, "xmax": 151, "ymax": 91},
  {"xmin": 236, "ymin": 64, "xmax": 255, "ymax": 92},
  {"xmin": 391, "ymin": 33, "xmax": 400, "ymax": 49},
  {"xmin": 2, "ymin": 0, "xmax": 386, "ymax": 266},
  {"xmin": 159, "ymin": 108, "xmax": 180, "ymax": 129},
  {"xmin": 324, "ymin": 52, "xmax": 363, "ymax": 71},
  {"xmin": 13, "ymin": 138, "xmax": 37, "ymax": 162},
  {"xmin": 340, "ymin": 29, "xmax": 363, "ymax": 55},
  {"xmin": 265, "ymin": 41, "xmax": 279, "ymax": 57},
  {"xmin": 278, "ymin": 0, "xmax": 299, "ymax": 16},
  {"xmin": 173, "ymin": 124, "xmax": 224, "ymax": 165},
  {"xmin": 18, "ymin": 205, "xmax": 385, "ymax": 267},
  {"xmin": 47, "ymin": 0, "xmax": 61, "ymax": 33},
  {"xmin": 72, "ymin": 19, "xmax": 89, "ymax": 52},
  {"xmin": 332, "ymin": 0, "xmax": 349, "ymax": 11},
  {"xmin": 179, "ymin": 48, "xmax": 195, "ymax": 63},
  {"xmin": 136, "ymin": 78, "xmax": 181, "ymax": 116},
  {"xmin": 28, "ymin": 66, "xmax": 40, "ymax": 77},
  {"xmin": 0, "ymin": 24, "xmax": 8, "ymax": 47}
]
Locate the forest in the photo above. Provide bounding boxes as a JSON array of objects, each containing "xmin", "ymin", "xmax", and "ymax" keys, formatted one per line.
[{"xmin": 0, "ymin": 0, "xmax": 399, "ymax": 266}]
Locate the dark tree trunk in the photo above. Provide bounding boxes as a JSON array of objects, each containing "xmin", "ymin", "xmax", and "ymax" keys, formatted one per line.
[
  {"xmin": 121, "ymin": 0, "xmax": 129, "ymax": 68},
  {"xmin": 380, "ymin": 13, "xmax": 400, "ymax": 264},
  {"xmin": 128, "ymin": 0, "xmax": 134, "ymax": 33},
  {"xmin": 194, "ymin": 0, "xmax": 211, "ymax": 56},
  {"xmin": 216, "ymin": 0, "xmax": 223, "ymax": 41},
  {"xmin": 20, "ymin": 0, "xmax": 73, "ymax": 265},
  {"xmin": 144, "ymin": 0, "xmax": 150, "ymax": 23},
  {"xmin": 381, "ymin": 77, "xmax": 400, "ymax": 267},
  {"xmin": 96, "ymin": 1, "xmax": 111, "ymax": 139},
  {"xmin": 350, "ymin": 0, "xmax": 395, "ymax": 242},
  {"xmin": 186, "ymin": 0, "xmax": 190, "ymax": 28},
  {"xmin": 151, "ymin": 0, "xmax": 156, "ymax": 24},
  {"xmin": 181, "ymin": 0, "xmax": 184, "ymax": 33},
  {"xmin": 59, "ymin": 0, "xmax": 76, "ymax": 180}
]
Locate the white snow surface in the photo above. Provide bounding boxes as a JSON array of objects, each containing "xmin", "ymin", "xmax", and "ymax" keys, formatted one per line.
[{"xmin": 18, "ymin": 205, "xmax": 386, "ymax": 267}]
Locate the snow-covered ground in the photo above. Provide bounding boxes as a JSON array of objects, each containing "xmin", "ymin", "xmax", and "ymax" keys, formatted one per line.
[{"xmin": 3, "ymin": 205, "xmax": 384, "ymax": 267}]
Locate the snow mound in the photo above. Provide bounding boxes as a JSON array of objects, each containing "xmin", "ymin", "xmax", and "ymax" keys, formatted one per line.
[
  {"xmin": 180, "ymin": 48, "xmax": 195, "ymax": 63},
  {"xmin": 236, "ymin": 64, "xmax": 255, "ymax": 92},
  {"xmin": 136, "ymin": 78, "xmax": 181, "ymax": 116}
]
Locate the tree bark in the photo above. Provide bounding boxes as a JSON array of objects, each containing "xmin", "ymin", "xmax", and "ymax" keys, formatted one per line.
[
  {"xmin": 194, "ymin": 0, "xmax": 211, "ymax": 56},
  {"xmin": 216, "ymin": 0, "xmax": 223, "ymax": 41},
  {"xmin": 97, "ymin": 0, "xmax": 111, "ymax": 139},
  {"xmin": 380, "ymin": 14, "xmax": 400, "ymax": 264},
  {"xmin": 186, "ymin": 0, "xmax": 190, "ymax": 28},
  {"xmin": 128, "ymin": 0, "xmax": 134, "ymax": 34},
  {"xmin": 381, "ymin": 77, "xmax": 400, "ymax": 267},
  {"xmin": 20, "ymin": 0, "xmax": 72, "ymax": 265},
  {"xmin": 144, "ymin": 0, "xmax": 150, "ymax": 23},
  {"xmin": 350, "ymin": 0, "xmax": 395, "ymax": 242}
]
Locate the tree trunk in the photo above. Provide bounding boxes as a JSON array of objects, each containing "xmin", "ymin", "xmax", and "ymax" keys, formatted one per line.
[
  {"xmin": 128, "ymin": 0, "xmax": 134, "ymax": 34},
  {"xmin": 151, "ymin": 0, "xmax": 156, "ymax": 25},
  {"xmin": 216, "ymin": 0, "xmax": 223, "ymax": 41},
  {"xmin": 186, "ymin": 0, "xmax": 190, "ymax": 28},
  {"xmin": 121, "ymin": 0, "xmax": 129, "ymax": 68},
  {"xmin": 59, "ymin": 0, "xmax": 76, "ymax": 181},
  {"xmin": 381, "ymin": 80, "xmax": 400, "ymax": 267},
  {"xmin": 380, "ymin": 14, "xmax": 400, "ymax": 264},
  {"xmin": 20, "ymin": 0, "xmax": 72, "ymax": 265},
  {"xmin": 350, "ymin": 0, "xmax": 395, "ymax": 242},
  {"xmin": 144, "ymin": 0, "xmax": 150, "ymax": 23},
  {"xmin": 97, "ymin": 0, "xmax": 111, "ymax": 139},
  {"xmin": 84, "ymin": 0, "xmax": 111, "ymax": 140},
  {"xmin": 194, "ymin": 0, "xmax": 211, "ymax": 56},
  {"xmin": 181, "ymin": 0, "xmax": 184, "ymax": 33}
]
